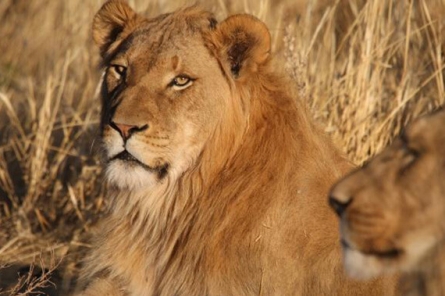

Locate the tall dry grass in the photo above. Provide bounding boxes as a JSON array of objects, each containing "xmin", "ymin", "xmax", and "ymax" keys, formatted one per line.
[{"xmin": 0, "ymin": 0, "xmax": 444, "ymax": 294}]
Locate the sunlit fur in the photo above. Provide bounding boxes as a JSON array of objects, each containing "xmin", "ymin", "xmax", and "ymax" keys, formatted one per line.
[
  {"xmin": 330, "ymin": 109, "xmax": 445, "ymax": 295},
  {"xmin": 78, "ymin": 1, "xmax": 397, "ymax": 295}
]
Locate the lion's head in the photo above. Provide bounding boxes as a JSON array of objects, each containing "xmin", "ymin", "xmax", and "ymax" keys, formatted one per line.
[
  {"xmin": 93, "ymin": 1, "xmax": 271, "ymax": 189},
  {"xmin": 329, "ymin": 109, "xmax": 445, "ymax": 280}
]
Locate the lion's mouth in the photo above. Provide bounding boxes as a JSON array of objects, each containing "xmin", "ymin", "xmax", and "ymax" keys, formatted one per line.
[
  {"xmin": 341, "ymin": 239, "xmax": 402, "ymax": 259},
  {"xmin": 110, "ymin": 150, "xmax": 169, "ymax": 179}
]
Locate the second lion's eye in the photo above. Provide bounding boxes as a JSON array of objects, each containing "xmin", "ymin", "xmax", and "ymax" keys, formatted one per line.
[
  {"xmin": 170, "ymin": 75, "xmax": 194, "ymax": 90},
  {"xmin": 400, "ymin": 131, "xmax": 420, "ymax": 159},
  {"xmin": 398, "ymin": 131, "xmax": 420, "ymax": 174}
]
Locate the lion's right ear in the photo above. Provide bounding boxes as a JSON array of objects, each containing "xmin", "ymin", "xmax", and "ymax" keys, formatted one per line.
[
  {"xmin": 93, "ymin": 0, "xmax": 144, "ymax": 57},
  {"xmin": 208, "ymin": 14, "xmax": 271, "ymax": 79}
]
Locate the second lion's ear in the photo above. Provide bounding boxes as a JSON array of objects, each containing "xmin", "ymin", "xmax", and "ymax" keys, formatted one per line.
[
  {"xmin": 93, "ymin": 0, "xmax": 144, "ymax": 58},
  {"xmin": 210, "ymin": 14, "xmax": 271, "ymax": 79}
]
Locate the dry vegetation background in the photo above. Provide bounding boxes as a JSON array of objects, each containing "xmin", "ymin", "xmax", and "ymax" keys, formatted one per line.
[{"xmin": 0, "ymin": 0, "xmax": 444, "ymax": 294}]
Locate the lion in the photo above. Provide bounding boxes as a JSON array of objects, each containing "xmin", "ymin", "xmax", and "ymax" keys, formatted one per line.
[
  {"xmin": 329, "ymin": 109, "xmax": 445, "ymax": 295},
  {"xmin": 78, "ymin": 1, "xmax": 397, "ymax": 295}
]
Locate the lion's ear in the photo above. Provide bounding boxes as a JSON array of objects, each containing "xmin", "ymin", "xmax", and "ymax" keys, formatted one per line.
[
  {"xmin": 93, "ymin": 0, "xmax": 144, "ymax": 57},
  {"xmin": 210, "ymin": 14, "xmax": 271, "ymax": 78}
]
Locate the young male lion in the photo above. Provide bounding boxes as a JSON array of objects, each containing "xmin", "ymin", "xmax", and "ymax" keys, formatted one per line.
[
  {"xmin": 78, "ymin": 1, "xmax": 397, "ymax": 295},
  {"xmin": 329, "ymin": 109, "xmax": 445, "ymax": 295}
]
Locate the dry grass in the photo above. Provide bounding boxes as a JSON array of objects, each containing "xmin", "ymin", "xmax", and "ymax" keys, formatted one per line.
[{"xmin": 0, "ymin": 0, "xmax": 443, "ymax": 294}]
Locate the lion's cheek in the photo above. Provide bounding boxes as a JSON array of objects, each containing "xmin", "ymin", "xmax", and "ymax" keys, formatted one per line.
[
  {"xmin": 399, "ymin": 232, "xmax": 437, "ymax": 271},
  {"xmin": 169, "ymin": 122, "xmax": 211, "ymax": 173}
]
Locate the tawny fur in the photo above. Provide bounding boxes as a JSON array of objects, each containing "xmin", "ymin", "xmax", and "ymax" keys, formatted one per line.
[
  {"xmin": 78, "ymin": 1, "xmax": 397, "ymax": 295},
  {"xmin": 330, "ymin": 109, "xmax": 445, "ymax": 296}
]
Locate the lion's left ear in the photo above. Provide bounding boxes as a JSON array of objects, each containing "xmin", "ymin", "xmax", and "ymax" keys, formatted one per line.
[{"xmin": 210, "ymin": 14, "xmax": 271, "ymax": 78}]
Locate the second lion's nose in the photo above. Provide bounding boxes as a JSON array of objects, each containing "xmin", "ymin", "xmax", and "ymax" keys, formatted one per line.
[{"xmin": 328, "ymin": 195, "xmax": 352, "ymax": 217}]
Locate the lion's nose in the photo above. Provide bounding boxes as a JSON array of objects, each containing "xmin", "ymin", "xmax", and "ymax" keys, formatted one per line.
[
  {"xmin": 109, "ymin": 120, "xmax": 149, "ymax": 141},
  {"xmin": 328, "ymin": 195, "xmax": 352, "ymax": 217}
]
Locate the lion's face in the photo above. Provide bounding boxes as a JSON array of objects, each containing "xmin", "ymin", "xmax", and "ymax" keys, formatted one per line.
[
  {"xmin": 93, "ymin": 2, "xmax": 270, "ymax": 189},
  {"xmin": 100, "ymin": 22, "xmax": 230, "ymax": 189},
  {"xmin": 329, "ymin": 110, "xmax": 445, "ymax": 279}
]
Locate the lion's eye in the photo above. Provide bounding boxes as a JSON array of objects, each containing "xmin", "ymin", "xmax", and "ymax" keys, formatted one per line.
[
  {"xmin": 402, "ymin": 145, "xmax": 420, "ymax": 158},
  {"xmin": 399, "ymin": 132, "xmax": 420, "ymax": 173},
  {"xmin": 171, "ymin": 75, "xmax": 193, "ymax": 90},
  {"xmin": 109, "ymin": 65, "xmax": 127, "ymax": 80},
  {"xmin": 400, "ymin": 132, "xmax": 420, "ymax": 159}
]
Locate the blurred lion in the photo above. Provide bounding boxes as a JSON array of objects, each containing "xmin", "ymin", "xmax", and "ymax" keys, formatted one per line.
[
  {"xmin": 330, "ymin": 109, "xmax": 445, "ymax": 295},
  {"xmin": 78, "ymin": 1, "xmax": 397, "ymax": 295}
]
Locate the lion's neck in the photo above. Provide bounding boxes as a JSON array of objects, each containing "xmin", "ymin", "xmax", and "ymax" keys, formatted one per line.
[
  {"xmin": 105, "ymin": 179, "xmax": 199, "ymax": 284},
  {"xmin": 424, "ymin": 242, "xmax": 445, "ymax": 295}
]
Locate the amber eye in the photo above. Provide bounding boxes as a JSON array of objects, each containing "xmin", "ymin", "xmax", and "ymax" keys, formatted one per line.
[
  {"xmin": 171, "ymin": 75, "xmax": 193, "ymax": 89},
  {"xmin": 109, "ymin": 65, "xmax": 127, "ymax": 80}
]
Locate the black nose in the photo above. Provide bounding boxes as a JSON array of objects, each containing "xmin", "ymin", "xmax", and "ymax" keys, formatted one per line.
[{"xmin": 328, "ymin": 196, "xmax": 351, "ymax": 217}]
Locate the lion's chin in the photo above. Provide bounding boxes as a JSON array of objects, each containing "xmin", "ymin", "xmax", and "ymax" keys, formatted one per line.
[
  {"xmin": 342, "ymin": 232, "xmax": 437, "ymax": 279},
  {"xmin": 105, "ymin": 159, "xmax": 169, "ymax": 190},
  {"xmin": 340, "ymin": 237, "xmax": 404, "ymax": 280},
  {"xmin": 342, "ymin": 246, "xmax": 390, "ymax": 280}
]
